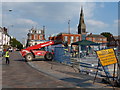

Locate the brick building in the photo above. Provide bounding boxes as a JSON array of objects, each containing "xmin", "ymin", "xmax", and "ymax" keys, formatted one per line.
[
  {"xmin": 49, "ymin": 33, "xmax": 81, "ymax": 45},
  {"xmin": 86, "ymin": 33, "xmax": 107, "ymax": 44},
  {"xmin": 26, "ymin": 27, "xmax": 46, "ymax": 47},
  {"xmin": 86, "ymin": 33, "xmax": 107, "ymax": 49}
]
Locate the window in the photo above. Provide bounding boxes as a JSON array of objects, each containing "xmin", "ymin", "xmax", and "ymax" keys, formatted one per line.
[
  {"xmin": 103, "ymin": 38, "xmax": 106, "ymax": 41},
  {"xmin": 93, "ymin": 38, "xmax": 95, "ymax": 41},
  {"xmin": 95, "ymin": 38, "xmax": 100, "ymax": 41},
  {"xmin": 64, "ymin": 36, "xmax": 68, "ymax": 41},
  {"xmin": 71, "ymin": 36, "xmax": 74, "ymax": 43},
  {"xmin": 40, "ymin": 35, "xmax": 43, "ymax": 40},
  {"xmin": 89, "ymin": 38, "xmax": 92, "ymax": 41},
  {"xmin": 39, "ymin": 30, "xmax": 41, "ymax": 34},
  {"xmin": 100, "ymin": 38, "xmax": 102, "ymax": 41},
  {"xmin": 76, "ymin": 37, "xmax": 79, "ymax": 41},
  {"xmin": 34, "ymin": 34, "xmax": 38, "ymax": 40}
]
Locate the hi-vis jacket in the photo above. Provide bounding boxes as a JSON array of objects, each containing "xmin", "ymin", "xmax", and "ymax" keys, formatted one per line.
[{"xmin": 5, "ymin": 51, "xmax": 9, "ymax": 57}]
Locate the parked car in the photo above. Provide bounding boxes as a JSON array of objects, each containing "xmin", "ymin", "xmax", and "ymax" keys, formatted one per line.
[{"xmin": 9, "ymin": 48, "xmax": 13, "ymax": 52}]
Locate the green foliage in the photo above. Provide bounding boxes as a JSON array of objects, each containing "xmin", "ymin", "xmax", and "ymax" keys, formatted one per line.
[
  {"xmin": 100, "ymin": 32, "xmax": 113, "ymax": 41},
  {"xmin": 10, "ymin": 38, "xmax": 23, "ymax": 49},
  {"xmin": 3, "ymin": 45, "xmax": 9, "ymax": 50}
]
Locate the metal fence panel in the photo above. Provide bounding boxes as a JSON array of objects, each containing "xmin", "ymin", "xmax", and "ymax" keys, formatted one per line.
[{"xmin": 54, "ymin": 47, "xmax": 71, "ymax": 64}]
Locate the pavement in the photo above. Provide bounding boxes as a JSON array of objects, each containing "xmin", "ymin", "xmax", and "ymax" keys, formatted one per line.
[{"xmin": 27, "ymin": 60, "xmax": 114, "ymax": 88}]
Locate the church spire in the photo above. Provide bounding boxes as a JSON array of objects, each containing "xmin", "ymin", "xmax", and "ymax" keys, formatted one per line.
[{"xmin": 78, "ymin": 6, "xmax": 86, "ymax": 34}]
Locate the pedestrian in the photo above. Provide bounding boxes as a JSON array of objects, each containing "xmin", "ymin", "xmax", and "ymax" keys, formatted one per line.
[{"xmin": 5, "ymin": 49, "xmax": 10, "ymax": 64}]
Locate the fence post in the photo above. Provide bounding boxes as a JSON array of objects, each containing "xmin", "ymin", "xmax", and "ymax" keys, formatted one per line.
[{"xmin": 118, "ymin": 53, "xmax": 120, "ymax": 85}]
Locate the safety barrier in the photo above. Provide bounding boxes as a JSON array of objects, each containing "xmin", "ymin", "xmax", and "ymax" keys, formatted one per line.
[{"xmin": 54, "ymin": 47, "xmax": 71, "ymax": 64}]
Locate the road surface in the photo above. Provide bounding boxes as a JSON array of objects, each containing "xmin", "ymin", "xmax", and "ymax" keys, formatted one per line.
[{"xmin": 2, "ymin": 51, "xmax": 75, "ymax": 88}]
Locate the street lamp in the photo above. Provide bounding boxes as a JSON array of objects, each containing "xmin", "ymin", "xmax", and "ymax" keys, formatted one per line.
[
  {"xmin": 68, "ymin": 20, "xmax": 70, "ymax": 34},
  {"xmin": 9, "ymin": 9, "xmax": 12, "ymax": 12}
]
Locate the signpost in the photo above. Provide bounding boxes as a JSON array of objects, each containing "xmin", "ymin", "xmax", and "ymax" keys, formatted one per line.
[
  {"xmin": 96, "ymin": 48, "xmax": 117, "ymax": 66},
  {"xmin": 93, "ymin": 48, "xmax": 120, "ymax": 87}
]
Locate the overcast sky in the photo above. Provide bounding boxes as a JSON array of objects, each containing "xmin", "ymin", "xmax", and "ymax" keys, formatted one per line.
[{"xmin": 1, "ymin": 1, "xmax": 119, "ymax": 43}]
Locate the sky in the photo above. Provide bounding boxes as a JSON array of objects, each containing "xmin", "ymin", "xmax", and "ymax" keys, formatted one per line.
[{"xmin": 1, "ymin": 1, "xmax": 119, "ymax": 43}]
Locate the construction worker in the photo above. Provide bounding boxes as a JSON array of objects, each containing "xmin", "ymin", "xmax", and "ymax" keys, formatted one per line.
[{"xmin": 5, "ymin": 49, "xmax": 10, "ymax": 64}]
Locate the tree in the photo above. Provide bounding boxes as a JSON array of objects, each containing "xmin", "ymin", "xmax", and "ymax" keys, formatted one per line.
[
  {"xmin": 101, "ymin": 32, "xmax": 113, "ymax": 41},
  {"xmin": 10, "ymin": 38, "xmax": 23, "ymax": 50},
  {"xmin": 101, "ymin": 32, "xmax": 116, "ymax": 47}
]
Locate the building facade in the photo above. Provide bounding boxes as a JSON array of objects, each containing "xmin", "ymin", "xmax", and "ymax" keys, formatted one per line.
[
  {"xmin": 86, "ymin": 33, "xmax": 107, "ymax": 43},
  {"xmin": 26, "ymin": 28, "xmax": 46, "ymax": 47},
  {"xmin": 0, "ymin": 27, "xmax": 10, "ymax": 51},
  {"xmin": 86, "ymin": 33, "xmax": 107, "ymax": 49},
  {"xmin": 49, "ymin": 33, "xmax": 81, "ymax": 45}
]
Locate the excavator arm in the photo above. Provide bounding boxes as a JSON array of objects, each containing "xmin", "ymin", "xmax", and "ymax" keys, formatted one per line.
[{"xmin": 26, "ymin": 41, "xmax": 55, "ymax": 50}]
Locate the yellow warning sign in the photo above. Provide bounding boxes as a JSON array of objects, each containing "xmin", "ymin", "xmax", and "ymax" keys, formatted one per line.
[{"xmin": 96, "ymin": 48, "xmax": 117, "ymax": 66}]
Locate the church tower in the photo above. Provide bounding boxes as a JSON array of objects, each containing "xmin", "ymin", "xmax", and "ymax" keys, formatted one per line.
[{"xmin": 78, "ymin": 7, "xmax": 86, "ymax": 34}]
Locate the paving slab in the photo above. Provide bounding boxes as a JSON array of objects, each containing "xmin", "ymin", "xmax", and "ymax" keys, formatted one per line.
[{"xmin": 28, "ymin": 60, "xmax": 114, "ymax": 88}]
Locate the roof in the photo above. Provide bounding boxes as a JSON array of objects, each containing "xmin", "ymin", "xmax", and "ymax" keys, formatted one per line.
[
  {"xmin": 71, "ymin": 40, "xmax": 100, "ymax": 46},
  {"xmin": 86, "ymin": 34, "xmax": 105, "ymax": 38},
  {"xmin": 50, "ymin": 32, "xmax": 80, "ymax": 37}
]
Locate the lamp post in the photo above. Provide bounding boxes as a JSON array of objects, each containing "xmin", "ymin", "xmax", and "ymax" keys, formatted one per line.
[
  {"xmin": 7, "ymin": 9, "xmax": 13, "ymax": 47},
  {"xmin": 68, "ymin": 20, "xmax": 70, "ymax": 34},
  {"xmin": 9, "ymin": 9, "xmax": 12, "ymax": 12}
]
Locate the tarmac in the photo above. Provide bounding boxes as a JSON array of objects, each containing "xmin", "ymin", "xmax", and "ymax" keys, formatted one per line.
[{"xmin": 27, "ymin": 60, "xmax": 114, "ymax": 88}]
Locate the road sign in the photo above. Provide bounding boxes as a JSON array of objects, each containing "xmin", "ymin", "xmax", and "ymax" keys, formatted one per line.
[{"xmin": 96, "ymin": 48, "xmax": 117, "ymax": 66}]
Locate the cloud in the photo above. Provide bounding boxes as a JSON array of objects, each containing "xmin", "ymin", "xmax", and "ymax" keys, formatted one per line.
[
  {"xmin": 86, "ymin": 19, "xmax": 118, "ymax": 35},
  {"xmin": 114, "ymin": 20, "xmax": 120, "ymax": 24},
  {"xmin": 2, "ymin": 2, "xmax": 117, "ymax": 42},
  {"xmin": 2, "ymin": 13, "xmax": 38, "ymax": 27},
  {"xmin": 86, "ymin": 19, "xmax": 109, "ymax": 28},
  {"xmin": 2, "ymin": 2, "xmax": 96, "ymax": 23},
  {"xmin": 113, "ymin": 20, "xmax": 119, "ymax": 35},
  {"xmin": 113, "ymin": 19, "xmax": 120, "ymax": 28},
  {"xmin": 16, "ymin": 18, "xmax": 38, "ymax": 26},
  {"xmin": 9, "ymin": 27, "xmax": 30, "ymax": 41}
]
